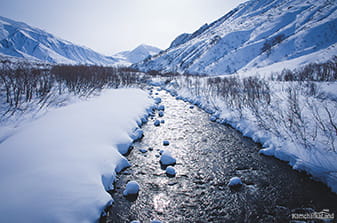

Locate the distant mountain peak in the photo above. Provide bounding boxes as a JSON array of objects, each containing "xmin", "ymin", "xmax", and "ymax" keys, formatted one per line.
[
  {"xmin": 0, "ymin": 16, "xmax": 117, "ymax": 65},
  {"xmin": 113, "ymin": 44, "xmax": 161, "ymax": 65}
]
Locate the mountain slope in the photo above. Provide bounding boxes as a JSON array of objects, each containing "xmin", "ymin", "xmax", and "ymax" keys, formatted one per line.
[
  {"xmin": 113, "ymin": 44, "xmax": 161, "ymax": 65},
  {"xmin": 0, "ymin": 16, "xmax": 117, "ymax": 65},
  {"xmin": 135, "ymin": 0, "xmax": 337, "ymax": 75}
]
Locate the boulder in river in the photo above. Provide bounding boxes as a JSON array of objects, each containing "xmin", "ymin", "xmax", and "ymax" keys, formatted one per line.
[
  {"xmin": 123, "ymin": 181, "xmax": 140, "ymax": 196},
  {"xmin": 228, "ymin": 177, "xmax": 243, "ymax": 187},
  {"xmin": 154, "ymin": 97, "xmax": 162, "ymax": 104},
  {"xmin": 154, "ymin": 120, "xmax": 160, "ymax": 126},
  {"xmin": 165, "ymin": 166, "xmax": 176, "ymax": 176},
  {"xmin": 160, "ymin": 151, "xmax": 176, "ymax": 165}
]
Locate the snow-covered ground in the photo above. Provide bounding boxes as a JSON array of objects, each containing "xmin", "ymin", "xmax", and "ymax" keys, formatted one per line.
[{"xmin": 0, "ymin": 88, "xmax": 153, "ymax": 222}]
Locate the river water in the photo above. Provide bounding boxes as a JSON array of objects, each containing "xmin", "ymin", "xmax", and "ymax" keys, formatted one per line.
[{"xmin": 106, "ymin": 88, "xmax": 337, "ymax": 223}]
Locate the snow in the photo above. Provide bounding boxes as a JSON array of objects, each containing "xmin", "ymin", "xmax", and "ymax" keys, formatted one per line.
[
  {"xmin": 160, "ymin": 151, "xmax": 176, "ymax": 166},
  {"xmin": 0, "ymin": 88, "xmax": 153, "ymax": 223},
  {"xmin": 228, "ymin": 177, "xmax": 243, "ymax": 187},
  {"xmin": 123, "ymin": 181, "xmax": 140, "ymax": 196},
  {"xmin": 165, "ymin": 166, "xmax": 176, "ymax": 176}
]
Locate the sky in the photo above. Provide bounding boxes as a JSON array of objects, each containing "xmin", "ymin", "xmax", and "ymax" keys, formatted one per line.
[{"xmin": 0, "ymin": 0, "xmax": 247, "ymax": 55}]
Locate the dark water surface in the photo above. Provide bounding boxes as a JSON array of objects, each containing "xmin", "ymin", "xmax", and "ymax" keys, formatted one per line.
[{"xmin": 107, "ymin": 89, "xmax": 337, "ymax": 223}]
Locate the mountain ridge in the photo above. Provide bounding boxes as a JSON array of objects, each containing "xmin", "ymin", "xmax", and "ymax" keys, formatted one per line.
[
  {"xmin": 134, "ymin": 0, "xmax": 337, "ymax": 75},
  {"xmin": 0, "ymin": 16, "xmax": 117, "ymax": 65}
]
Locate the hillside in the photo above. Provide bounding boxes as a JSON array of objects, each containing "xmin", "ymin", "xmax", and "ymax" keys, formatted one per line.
[{"xmin": 134, "ymin": 0, "xmax": 337, "ymax": 75}]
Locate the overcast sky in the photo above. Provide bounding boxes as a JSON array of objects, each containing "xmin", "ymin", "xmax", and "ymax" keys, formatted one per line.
[{"xmin": 0, "ymin": 0, "xmax": 247, "ymax": 55}]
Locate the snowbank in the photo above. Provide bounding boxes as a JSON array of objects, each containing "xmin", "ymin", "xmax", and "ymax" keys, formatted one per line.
[{"xmin": 0, "ymin": 88, "xmax": 153, "ymax": 222}]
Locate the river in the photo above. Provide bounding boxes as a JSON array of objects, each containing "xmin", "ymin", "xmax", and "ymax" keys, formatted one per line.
[{"xmin": 106, "ymin": 88, "xmax": 337, "ymax": 223}]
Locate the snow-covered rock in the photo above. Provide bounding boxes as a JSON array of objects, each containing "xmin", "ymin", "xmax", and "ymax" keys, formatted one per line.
[
  {"xmin": 123, "ymin": 181, "xmax": 140, "ymax": 196},
  {"xmin": 160, "ymin": 151, "xmax": 176, "ymax": 165},
  {"xmin": 228, "ymin": 177, "xmax": 243, "ymax": 187},
  {"xmin": 154, "ymin": 97, "xmax": 162, "ymax": 104},
  {"xmin": 210, "ymin": 115, "xmax": 217, "ymax": 122},
  {"xmin": 165, "ymin": 166, "xmax": 176, "ymax": 176},
  {"xmin": 0, "ymin": 16, "xmax": 118, "ymax": 65},
  {"xmin": 154, "ymin": 120, "xmax": 161, "ymax": 126},
  {"xmin": 135, "ymin": 0, "xmax": 337, "ymax": 75},
  {"xmin": 139, "ymin": 148, "xmax": 147, "ymax": 153},
  {"xmin": 158, "ymin": 111, "xmax": 164, "ymax": 117},
  {"xmin": 158, "ymin": 105, "xmax": 165, "ymax": 111},
  {"xmin": 130, "ymin": 128, "xmax": 144, "ymax": 141}
]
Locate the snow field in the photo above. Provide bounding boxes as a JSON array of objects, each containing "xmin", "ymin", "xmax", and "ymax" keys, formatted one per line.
[{"xmin": 0, "ymin": 88, "xmax": 153, "ymax": 222}]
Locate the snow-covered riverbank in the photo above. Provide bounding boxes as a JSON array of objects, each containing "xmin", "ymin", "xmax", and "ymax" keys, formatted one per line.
[
  {"xmin": 0, "ymin": 88, "xmax": 153, "ymax": 222},
  {"xmin": 162, "ymin": 76, "xmax": 337, "ymax": 194}
]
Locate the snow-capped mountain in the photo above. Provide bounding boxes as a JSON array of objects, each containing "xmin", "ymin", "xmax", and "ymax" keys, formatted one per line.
[
  {"xmin": 113, "ymin": 44, "xmax": 161, "ymax": 66},
  {"xmin": 135, "ymin": 0, "xmax": 337, "ymax": 75},
  {"xmin": 0, "ymin": 16, "xmax": 117, "ymax": 65}
]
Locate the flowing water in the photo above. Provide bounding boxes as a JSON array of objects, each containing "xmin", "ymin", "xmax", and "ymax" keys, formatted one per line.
[{"xmin": 106, "ymin": 88, "xmax": 337, "ymax": 223}]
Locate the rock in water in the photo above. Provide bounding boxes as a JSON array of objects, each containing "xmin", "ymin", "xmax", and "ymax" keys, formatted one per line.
[
  {"xmin": 165, "ymin": 166, "xmax": 176, "ymax": 176},
  {"xmin": 123, "ymin": 181, "xmax": 140, "ymax": 196},
  {"xmin": 228, "ymin": 177, "xmax": 243, "ymax": 187},
  {"xmin": 160, "ymin": 151, "xmax": 176, "ymax": 165}
]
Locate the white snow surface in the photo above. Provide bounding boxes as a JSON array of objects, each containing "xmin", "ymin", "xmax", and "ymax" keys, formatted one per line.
[
  {"xmin": 135, "ymin": 0, "xmax": 337, "ymax": 75},
  {"xmin": 0, "ymin": 88, "xmax": 153, "ymax": 223}
]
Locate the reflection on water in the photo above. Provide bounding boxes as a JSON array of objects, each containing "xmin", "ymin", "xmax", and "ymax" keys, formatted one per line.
[
  {"xmin": 153, "ymin": 193, "xmax": 170, "ymax": 214},
  {"xmin": 107, "ymin": 89, "xmax": 337, "ymax": 223}
]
